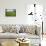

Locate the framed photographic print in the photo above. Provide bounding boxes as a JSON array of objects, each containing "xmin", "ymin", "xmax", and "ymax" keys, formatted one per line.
[{"xmin": 5, "ymin": 9, "xmax": 16, "ymax": 17}]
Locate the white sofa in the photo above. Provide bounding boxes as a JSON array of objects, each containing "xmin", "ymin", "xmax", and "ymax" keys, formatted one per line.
[
  {"xmin": 0, "ymin": 24, "xmax": 41, "ymax": 39},
  {"xmin": 0, "ymin": 24, "xmax": 41, "ymax": 44}
]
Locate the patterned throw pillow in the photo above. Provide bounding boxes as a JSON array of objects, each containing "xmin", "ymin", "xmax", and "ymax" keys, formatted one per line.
[
  {"xmin": 24, "ymin": 25, "xmax": 36, "ymax": 35},
  {"xmin": 2, "ymin": 25, "xmax": 8, "ymax": 33},
  {"xmin": 19, "ymin": 25, "xmax": 25, "ymax": 33},
  {"xmin": 16, "ymin": 25, "xmax": 21, "ymax": 33},
  {"xmin": 0, "ymin": 26, "xmax": 3, "ymax": 33},
  {"xmin": 10, "ymin": 25, "xmax": 17, "ymax": 33},
  {"xmin": 36, "ymin": 25, "xmax": 41, "ymax": 36}
]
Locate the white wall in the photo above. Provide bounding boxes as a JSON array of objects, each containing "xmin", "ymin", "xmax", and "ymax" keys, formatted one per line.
[
  {"xmin": 0, "ymin": 0, "xmax": 34, "ymax": 24},
  {"xmin": 0, "ymin": 0, "xmax": 46, "ymax": 33},
  {"xmin": 0, "ymin": 0, "xmax": 45, "ymax": 24},
  {"xmin": 0, "ymin": 0, "xmax": 27, "ymax": 24}
]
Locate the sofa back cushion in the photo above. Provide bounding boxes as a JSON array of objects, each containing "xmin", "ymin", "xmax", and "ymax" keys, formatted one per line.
[{"xmin": 2, "ymin": 24, "xmax": 18, "ymax": 33}]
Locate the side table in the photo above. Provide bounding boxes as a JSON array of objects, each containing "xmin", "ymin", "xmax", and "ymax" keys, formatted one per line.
[{"xmin": 19, "ymin": 39, "xmax": 31, "ymax": 46}]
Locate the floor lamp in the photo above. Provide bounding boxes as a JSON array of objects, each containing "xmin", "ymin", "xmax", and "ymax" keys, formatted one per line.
[
  {"xmin": 41, "ymin": 14, "xmax": 43, "ymax": 40},
  {"xmin": 28, "ymin": 0, "xmax": 43, "ymax": 40}
]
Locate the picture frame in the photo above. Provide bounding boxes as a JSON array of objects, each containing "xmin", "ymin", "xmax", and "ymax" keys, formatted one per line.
[{"xmin": 5, "ymin": 9, "xmax": 16, "ymax": 17}]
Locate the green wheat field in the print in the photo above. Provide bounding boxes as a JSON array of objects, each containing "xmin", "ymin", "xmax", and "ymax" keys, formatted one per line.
[{"xmin": 5, "ymin": 9, "xmax": 16, "ymax": 17}]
